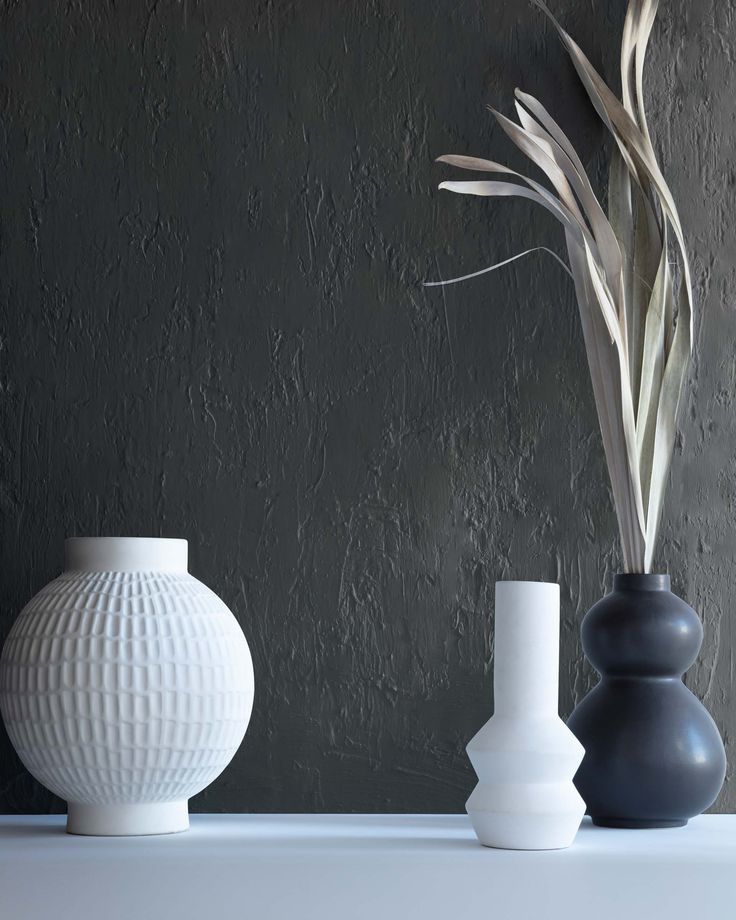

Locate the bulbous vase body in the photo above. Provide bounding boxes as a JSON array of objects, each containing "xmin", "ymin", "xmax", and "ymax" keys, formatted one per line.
[
  {"xmin": 466, "ymin": 581, "xmax": 585, "ymax": 850},
  {"xmin": 567, "ymin": 574, "xmax": 726, "ymax": 828},
  {"xmin": 0, "ymin": 537, "xmax": 255, "ymax": 836}
]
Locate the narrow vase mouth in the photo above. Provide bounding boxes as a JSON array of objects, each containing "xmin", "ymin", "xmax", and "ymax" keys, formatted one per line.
[
  {"xmin": 613, "ymin": 573, "xmax": 670, "ymax": 592},
  {"xmin": 64, "ymin": 537, "xmax": 188, "ymax": 573}
]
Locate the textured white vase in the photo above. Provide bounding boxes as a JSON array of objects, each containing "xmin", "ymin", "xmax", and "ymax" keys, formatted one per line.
[
  {"xmin": 466, "ymin": 580, "xmax": 585, "ymax": 850},
  {"xmin": 0, "ymin": 537, "xmax": 254, "ymax": 836}
]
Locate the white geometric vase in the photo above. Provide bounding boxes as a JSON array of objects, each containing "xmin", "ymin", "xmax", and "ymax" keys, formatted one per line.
[
  {"xmin": 466, "ymin": 580, "xmax": 585, "ymax": 850},
  {"xmin": 0, "ymin": 537, "xmax": 254, "ymax": 836}
]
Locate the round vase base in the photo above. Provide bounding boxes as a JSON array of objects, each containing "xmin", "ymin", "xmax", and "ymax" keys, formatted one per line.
[
  {"xmin": 592, "ymin": 816, "xmax": 687, "ymax": 829},
  {"xmin": 67, "ymin": 800, "xmax": 190, "ymax": 836}
]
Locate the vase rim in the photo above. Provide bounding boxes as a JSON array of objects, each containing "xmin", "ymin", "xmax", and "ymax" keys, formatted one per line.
[
  {"xmin": 64, "ymin": 537, "xmax": 188, "ymax": 573},
  {"xmin": 613, "ymin": 573, "xmax": 670, "ymax": 591}
]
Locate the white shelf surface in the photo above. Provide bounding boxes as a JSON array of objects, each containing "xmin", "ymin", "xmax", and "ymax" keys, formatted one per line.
[{"xmin": 1, "ymin": 813, "xmax": 734, "ymax": 920}]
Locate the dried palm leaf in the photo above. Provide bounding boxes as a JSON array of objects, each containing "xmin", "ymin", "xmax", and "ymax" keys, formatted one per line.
[{"xmin": 430, "ymin": 0, "xmax": 693, "ymax": 573}]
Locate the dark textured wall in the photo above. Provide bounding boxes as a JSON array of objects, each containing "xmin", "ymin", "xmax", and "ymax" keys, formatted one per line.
[{"xmin": 1, "ymin": 0, "xmax": 733, "ymax": 814}]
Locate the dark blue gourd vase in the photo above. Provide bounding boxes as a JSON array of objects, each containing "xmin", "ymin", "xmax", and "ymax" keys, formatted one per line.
[{"xmin": 567, "ymin": 574, "xmax": 726, "ymax": 828}]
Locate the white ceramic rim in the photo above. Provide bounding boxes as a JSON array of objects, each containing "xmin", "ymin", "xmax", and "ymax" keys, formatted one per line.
[{"xmin": 64, "ymin": 537, "xmax": 188, "ymax": 573}]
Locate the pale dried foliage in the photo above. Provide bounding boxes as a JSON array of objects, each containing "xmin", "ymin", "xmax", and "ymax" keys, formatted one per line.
[{"xmin": 430, "ymin": 0, "xmax": 693, "ymax": 573}]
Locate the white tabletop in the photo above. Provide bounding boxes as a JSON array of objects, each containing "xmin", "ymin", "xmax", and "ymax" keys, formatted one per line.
[{"xmin": 1, "ymin": 813, "xmax": 734, "ymax": 920}]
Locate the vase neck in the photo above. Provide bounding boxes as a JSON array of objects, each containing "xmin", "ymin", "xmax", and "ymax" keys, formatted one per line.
[
  {"xmin": 64, "ymin": 538, "xmax": 188, "ymax": 573},
  {"xmin": 613, "ymin": 573, "xmax": 670, "ymax": 592},
  {"xmin": 493, "ymin": 581, "xmax": 560, "ymax": 718}
]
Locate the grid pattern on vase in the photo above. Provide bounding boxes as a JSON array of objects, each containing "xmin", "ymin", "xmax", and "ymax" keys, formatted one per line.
[{"xmin": 0, "ymin": 570, "xmax": 254, "ymax": 805}]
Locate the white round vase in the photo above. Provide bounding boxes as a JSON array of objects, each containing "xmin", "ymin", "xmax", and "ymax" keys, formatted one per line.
[
  {"xmin": 466, "ymin": 580, "xmax": 586, "ymax": 850},
  {"xmin": 0, "ymin": 537, "xmax": 254, "ymax": 836}
]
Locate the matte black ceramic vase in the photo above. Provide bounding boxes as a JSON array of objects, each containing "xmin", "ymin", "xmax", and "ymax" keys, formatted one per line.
[{"xmin": 567, "ymin": 574, "xmax": 726, "ymax": 828}]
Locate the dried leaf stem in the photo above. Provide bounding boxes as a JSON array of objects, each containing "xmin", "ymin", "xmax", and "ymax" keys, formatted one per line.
[{"xmin": 431, "ymin": 0, "xmax": 692, "ymax": 573}]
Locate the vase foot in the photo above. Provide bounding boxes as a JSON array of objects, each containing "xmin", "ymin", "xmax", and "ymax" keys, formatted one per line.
[
  {"xmin": 67, "ymin": 801, "xmax": 189, "ymax": 836},
  {"xmin": 592, "ymin": 816, "xmax": 687, "ymax": 829}
]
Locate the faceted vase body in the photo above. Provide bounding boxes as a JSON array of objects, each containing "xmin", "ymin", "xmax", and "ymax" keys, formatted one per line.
[
  {"xmin": 0, "ymin": 537, "xmax": 255, "ymax": 836},
  {"xmin": 567, "ymin": 574, "xmax": 726, "ymax": 828},
  {"xmin": 466, "ymin": 581, "xmax": 585, "ymax": 850}
]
